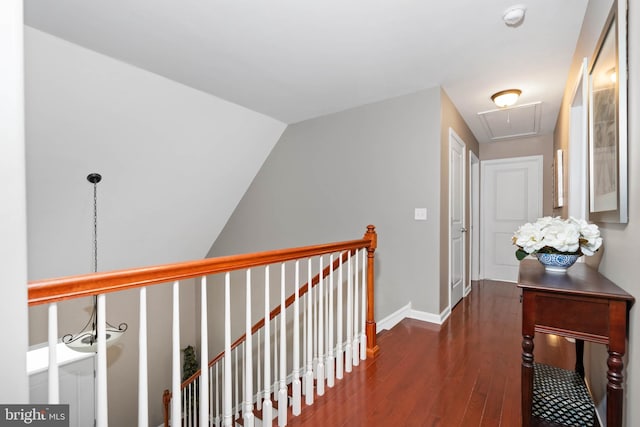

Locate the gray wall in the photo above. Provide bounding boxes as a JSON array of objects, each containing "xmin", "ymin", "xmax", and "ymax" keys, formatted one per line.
[
  {"xmin": 589, "ymin": 2, "xmax": 640, "ymax": 424},
  {"xmin": 440, "ymin": 89, "xmax": 480, "ymax": 312},
  {"xmin": 210, "ymin": 88, "xmax": 443, "ymax": 321},
  {"xmin": 554, "ymin": 0, "xmax": 640, "ymax": 423}
]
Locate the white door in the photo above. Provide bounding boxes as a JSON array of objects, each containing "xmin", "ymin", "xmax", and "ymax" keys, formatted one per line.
[
  {"xmin": 449, "ymin": 130, "xmax": 466, "ymax": 308},
  {"xmin": 30, "ymin": 356, "xmax": 96, "ymax": 427},
  {"xmin": 481, "ymin": 156, "xmax": 542, "ymax": 282}
]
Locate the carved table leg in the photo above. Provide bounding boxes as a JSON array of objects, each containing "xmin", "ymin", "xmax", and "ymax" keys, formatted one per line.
[
  {"xmin": 575, "ymin": 339, "xmax": 585, "ymax": 378},
  {"xmin": 522, "ymin": 333, "xmax": 535, "ymax": 427},
  {"xmin": 607, "ymin": 351, "xmax": 624, "ymax": 427}
]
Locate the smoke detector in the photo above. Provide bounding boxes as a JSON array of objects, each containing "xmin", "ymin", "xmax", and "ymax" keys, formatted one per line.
[{"xmin": 503, "ymin": 5, "xmax": 527, "ymax": 27}]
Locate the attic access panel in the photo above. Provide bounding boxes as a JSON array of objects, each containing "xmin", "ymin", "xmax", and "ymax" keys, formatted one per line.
[{"xmin": 478, "ymin": 102, "xmax": 542, "ymax": 142}]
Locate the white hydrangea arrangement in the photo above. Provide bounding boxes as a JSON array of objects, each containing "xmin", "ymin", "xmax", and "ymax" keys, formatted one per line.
[{"xmin": 512, "ymin": 217, "xmax": 602, "ymax": 261}]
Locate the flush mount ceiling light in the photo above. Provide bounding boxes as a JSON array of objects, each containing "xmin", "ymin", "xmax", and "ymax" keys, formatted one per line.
[
  {"xmin": 503, "ymin": 4, "xmax": 527, "ymax": 27},
  {"xmin": 491, "ymin": 89, "xmax": 522, "ymax": 108}
]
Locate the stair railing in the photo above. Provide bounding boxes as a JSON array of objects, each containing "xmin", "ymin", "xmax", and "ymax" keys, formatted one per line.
[{"xmin": 29, "ymin": 225, "xmax": 377, "ymax": 427}]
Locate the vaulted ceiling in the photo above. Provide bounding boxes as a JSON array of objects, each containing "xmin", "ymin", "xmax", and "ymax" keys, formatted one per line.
[{"xmin": 25, "ymin": 0, "xmax": 588, "ymax": 143}]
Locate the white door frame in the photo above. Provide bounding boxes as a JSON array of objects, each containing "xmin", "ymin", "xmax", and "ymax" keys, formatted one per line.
[
  {"xmin": 469, "ymin": 151, "xmax": 480, "ymax": 284},
  {"xmin": 448, "ymin": 128, "xmax": 466, "ymax": 309},
  {"xmin": 568, "ymin": 57, "xmax": 589, "ymax": 221}
]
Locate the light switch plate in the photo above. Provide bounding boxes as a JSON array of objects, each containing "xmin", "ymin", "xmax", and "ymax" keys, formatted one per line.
[{"xmin": 414, "ymin": 208, "xmax": 427, "ymax": 221}]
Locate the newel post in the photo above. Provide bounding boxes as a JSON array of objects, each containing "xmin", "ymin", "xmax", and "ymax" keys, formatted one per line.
[
  {"xmin": 364, "ymin": 225, "xmax": 380, "ymax": 357},
  {"xmin": 162, "ymin": 389, "xmax": 170, "ymax": 427}
]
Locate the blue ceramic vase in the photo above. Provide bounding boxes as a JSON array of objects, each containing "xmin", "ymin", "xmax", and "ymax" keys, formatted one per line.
[{"xmin": 535, "ymin": 253, "xmax": 580, "ymax": 273}]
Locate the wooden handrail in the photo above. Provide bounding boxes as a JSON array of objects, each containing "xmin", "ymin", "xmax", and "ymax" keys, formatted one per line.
[
  {"xmin": 28, "ymin": 237, "xmax": 372, "ymax": 306},
  {"xmin": 163, "ymin": 225, "xmax": 378, "ymax": 425},
  {"xmin": 26, "ymin": 224, "xmax": 376, "ymax": 427}
]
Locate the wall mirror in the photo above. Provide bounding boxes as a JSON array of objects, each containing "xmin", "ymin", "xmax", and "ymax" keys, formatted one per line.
[{"xmin": 588, "ymin": 0, "xmax": 628, "ymax": 223}]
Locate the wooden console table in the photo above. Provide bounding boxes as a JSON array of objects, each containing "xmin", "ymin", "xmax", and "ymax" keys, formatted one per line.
[{"xmin": 518, "ymin": 259, "xmax": 634, "ymax": 427}]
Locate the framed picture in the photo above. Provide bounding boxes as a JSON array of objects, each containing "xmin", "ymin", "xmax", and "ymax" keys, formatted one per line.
[
  {"xmin": 588, "ymin": 0, "xmax": 628, "ymax": 223},
  {"xmin": 554, "ymin": 149, "xmax": 564, "ymax": 208}
]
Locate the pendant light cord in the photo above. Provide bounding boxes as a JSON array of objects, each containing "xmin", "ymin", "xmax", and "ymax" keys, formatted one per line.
[{"xmin": 93, "ymin": 179, "xmax": 98, "ymax": 273}]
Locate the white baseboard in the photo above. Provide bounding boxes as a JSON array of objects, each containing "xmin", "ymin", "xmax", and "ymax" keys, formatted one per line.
[
  {"xmin": 409, "ymin": 307, "xmax": 450, "ymax": 325},
  {"xmin": 377, "ymin": 303, "xmax": 412, "ymax": 332},
  {"xmin": 376, "ymin": 302, "xmax": 450, "ymax": 332}
]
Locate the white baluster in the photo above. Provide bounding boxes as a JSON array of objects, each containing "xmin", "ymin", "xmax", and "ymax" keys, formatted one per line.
[
  {"xmin": 244, "ymin": 269, "xmax": 255, "ymax": 427},
  {"xmin": 278, "ymin": 263, "xmax": 288, "ymax": 426},
  {"xmin": 96, "ymin": 294, "xmax": 108, "ymax": 427},
  {"xmin": 224, "ymin": 272, "xmax": 232, "ymax": 427},
  {"xmin": 353, "ymin": 251, "xmax": 360, "ymax": 366},
  {"xmin": 313, "ymin": 268, "xmax": 318, "ymax": 376},
  {"xmin": 48, "ymin": 303, "xmax": 59, "ymax": 404},
  {"xmin": 201, "ymin": 276, "xmax": 210, "ymax": 426},
  {"xmin": 214, "ymin": 362, "xmax": 220, "ymax": 427},
  {"xmin": 292, "ymin": 260, "xmax": 302, "ymax": 415},
  {"xmin": 304, "ymin": 259, "xmax": 314, "ymax": 405},
  {"xmin": 336, "ymin": 255, "xmax": 344, "ymax": 380},
  {"xmin": 256, "ymin": 330, "xmax": 262, "ymax": 411},
  {"xmin": 172, "ymin": 281, "xmax": 181, "ymax": 427},
  {"xmin": 262, "ymin": 266, "xmax": 273, "ymax": 424},
  {"xmin": 360, "ymin": 249, "xmax": 367, "ymax": 360},
  {"xmin": 138, "ymin": 288, "xmax": 148, "ymax": 426},
  {"xmin": 273, "ymin": 317, "xmax": 278, "ymax": 395},
  {"xmin": 182, "ymin": 388, "xmax": 187, "ymax": 427},
  {"xmin": 210, "ymin": 365, "xmax": 214, "ymax": 427},
  {"xmin": 235, "ymin": 347, "xmax": 240, "ymax": 420},
  {"xmin": 326, "ymin": 254, "xmax": 335, "ymax": 388},
  {"xmin": 345, "ymin": 251, "xmax": 353, "ymax": 373},
  {"xmin": 187, "ymin": 383, "xmax": 192, "ymax": 427},
  {"xmin": 302, "ymin": 283, "xmax": 307, "ymax": 396},
  {"xmin": 316, "ymin": 256, "xmax": 325, "ymax": 396}
]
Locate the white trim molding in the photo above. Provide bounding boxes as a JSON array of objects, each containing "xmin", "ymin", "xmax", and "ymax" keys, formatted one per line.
[{"xmin": 376, "ymin": 302, "xmax": 451, "ymax": 332}]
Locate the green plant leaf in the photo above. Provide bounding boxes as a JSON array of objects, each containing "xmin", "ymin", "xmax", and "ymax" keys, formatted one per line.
[{"xmin": 515, "ymin": 249, "xmax": 529, "ymax": 261}]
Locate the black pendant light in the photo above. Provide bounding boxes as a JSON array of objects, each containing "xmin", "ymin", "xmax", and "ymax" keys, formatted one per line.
[{"xmin": 63, "ymin": 173, "xmax": 127, "ymax": 353}]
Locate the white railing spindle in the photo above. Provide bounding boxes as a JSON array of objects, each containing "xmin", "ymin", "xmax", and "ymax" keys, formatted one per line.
[
  {"xmin": 304, "ymin": 259, "xmax": 314, "ymax": 405},
  {"xmin": 224, "ymin": 272, "xmax": 232, "ymax": 427},
  {"xmin": 138, "ymin": 288, "xmax": 148, "ymax": 426},
  {"xmin": 292, "ymin": 260, "xmax": 302, "ymax": 415},
  {"xmin": 302, "ymin": 286, "xmax": 307, "ymax": 397},
  {"xmin": 209, "ymin": 365, "xmax": 214, "ymax": 427},
  {"xmin": 171, "ymin": 281, "xmax": 181, "ymax": 427},
  {"xmin": 96, "ymin": 294, "xmax": 108, "ymax": 427},
  {"xmin": 360, "ymin": 249, "xmax": 367, "ymax": 360},
  {"xmin": 215, "ymin": 362, "xmax": 220, "ymax": 427},
  {"xmin": 316, "ymin": 256, "xmax": 325, "ymax": 396},
  {"xmin": 47, "ymin": 303, "xmax": 59, "ymax": 404},
  {"xmin": 278, "ymin": 263, "xmax": 288, "ymax": 426},
  {"xmin": 273, "ymin": 317, "xmax": 278, "ymax": 395},
  {"xmin": 244, "ymin": 269, "xmax": 255, "ymax": 427},
  {"xmin": 234, "ymin": 346, "xmax": 240, "ymax": 420},
  {"xmin": 336, "ymin": 254, "xmax": 344, "ymax": 380},
  {"xmin": 327, "ymin": 254, "xmax": 335, "ymax": 387},
  {"xmin": 262, "ymin": 266, "xmax": 273, "ymax": 424},
  {"xmin": 200, "ymin": 276, "xmax": 210, "ymax": 426},
  {"xmin": 345, "ymin": 251, "xmax": 353, "ymax": 373},
  {"xmin": 353, "ymin": 250, "xmax": 360, "ymax": 366},
  {"xmin": 256, "ymin": 330, "xmax": 262, "ymax": 411}
]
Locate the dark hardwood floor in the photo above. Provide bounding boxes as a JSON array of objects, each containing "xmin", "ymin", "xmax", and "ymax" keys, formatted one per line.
[{"xmin": 284, "ymin": 280, "xmax": 579, "ymax": 427}]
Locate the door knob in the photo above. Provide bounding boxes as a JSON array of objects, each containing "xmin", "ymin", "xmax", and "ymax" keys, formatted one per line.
[{"xmin": 460, "ymin": 227, "xmax": 468, "ymax": 233}]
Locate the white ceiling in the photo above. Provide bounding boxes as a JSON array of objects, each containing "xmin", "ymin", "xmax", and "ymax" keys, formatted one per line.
[{"xmin": 24, "ymin": 0, "xmax": 588, "ymax": 143}]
